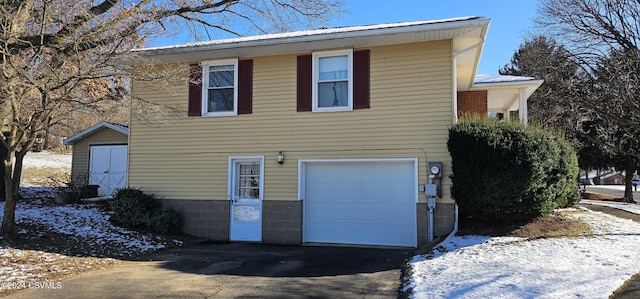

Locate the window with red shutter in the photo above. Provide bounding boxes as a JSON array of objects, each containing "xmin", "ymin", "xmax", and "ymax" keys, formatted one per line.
[
  {"xmin": 238, "ymin": 59, "xmax": 253, "ymax": 115},
  {"xmin": 353, "ymin": 50, "xmax": 370, "ymax": 109},
  {"xmin": 297, "ymin": 49, "xmax": 370, "ymax": 112},
  {"xmin": 191, "ymin": 59, "xmax": 253, "ymax": 117},
  {"xmin": 297, "ymin": 55, "xmax": 312, "ymax": 112},
  {"xmin": 188, "ymin": 63, "xmax": 202, "ymax": 116}
]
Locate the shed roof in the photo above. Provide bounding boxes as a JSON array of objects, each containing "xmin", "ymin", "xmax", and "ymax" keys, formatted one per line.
[{"xmin": 63, "ymin": 122, "xmax": 128, "ymax": 145}]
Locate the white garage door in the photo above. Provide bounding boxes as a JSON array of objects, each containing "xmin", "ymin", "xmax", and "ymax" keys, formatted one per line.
[
  {"xmin": 89, "ymin": 145, "xmax": 128, "ymax": 197},
  {"xmin": 302, "ymin": 159, "xmax": 417, "ymax": 247}
]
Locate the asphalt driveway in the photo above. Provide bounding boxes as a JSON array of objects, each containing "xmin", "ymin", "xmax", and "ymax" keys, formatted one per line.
[{"xmin": 8, "ymin": 242, "xmax": 412, "ymax": 299}]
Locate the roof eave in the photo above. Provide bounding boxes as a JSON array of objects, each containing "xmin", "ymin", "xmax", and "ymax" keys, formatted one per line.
[
  {"xmin": 63, "ymin": 122, "xmax": 129, "ymax": 145},
  {"xmin": 471, "ymin": 79, "xmax": 544, "ymax": 90},
  {"xmin": 131, "ymin": 17, "xmax": 491, "ymax": 64}
]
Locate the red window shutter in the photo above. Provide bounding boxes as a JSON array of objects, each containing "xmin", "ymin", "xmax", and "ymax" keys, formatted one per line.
[
  {"xmin": 188, "ymin": 63, "xmax": 202, "ymax": 116},
  {"xmin": 297, "ymin": 55, "xmax": 312, "ymax": 112},
  {"xmin": 238, "ymin": 59, "xmax": 253, "ymax": 115},
  {"xmin": 353, "ymin": 50, "xmax": 370, "ymax": 109}
]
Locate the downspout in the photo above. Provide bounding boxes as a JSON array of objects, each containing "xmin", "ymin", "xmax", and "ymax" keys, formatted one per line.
[
  {"xmin": 452, "ymin": 51, "xmax": 459, "ymax": 124},
  {"xmin": 435, "ymin": 203, "xmax": 458, "ymax": 252},
  {"xmin": 427, "ymin": 174, "xmax": 437, "ymax": 242},
  {"xmin": 436, "ymin": 38, "xmax": 483, "ymax": 243}
]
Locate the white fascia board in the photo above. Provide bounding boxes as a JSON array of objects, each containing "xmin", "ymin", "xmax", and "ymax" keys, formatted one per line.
[
  {"xmin": 471, "ymin": 79, "xmax": 544, "ymax": 90},
  {"xmin": 63, "ymin": 122, "xmax": 129, "ymax": 145}
]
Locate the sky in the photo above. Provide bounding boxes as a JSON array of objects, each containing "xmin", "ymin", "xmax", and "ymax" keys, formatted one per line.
[
  {"xmin": 329, "ymin": 0, "xmax": 539, "ymax": 74},
  {"xmin": 148, "ymin": 0, "xmax": 539, "ymax": 75}
]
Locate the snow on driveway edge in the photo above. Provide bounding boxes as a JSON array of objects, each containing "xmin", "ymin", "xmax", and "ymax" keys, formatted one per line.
[{"xmin": 407, "ymin": 208, "xmax": 640, "ymax": 299}]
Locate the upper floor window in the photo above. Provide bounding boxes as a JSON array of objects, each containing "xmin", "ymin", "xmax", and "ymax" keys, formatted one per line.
[
  {"xmin": 312, "ymin": 49, "xmax": 353, "ymax": 112},
  {"xmin": 202, "ymin": 59, "xmax": 238, "ymax": 116}
]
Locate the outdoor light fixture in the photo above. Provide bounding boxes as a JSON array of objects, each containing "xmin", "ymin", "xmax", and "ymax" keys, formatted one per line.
[{"xmin": 276, "ymin": 151, "xmax": 285, "ymax": 165}]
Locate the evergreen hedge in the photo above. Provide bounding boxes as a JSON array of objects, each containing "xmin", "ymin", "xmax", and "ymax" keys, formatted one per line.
[
  {"xmin": 109, "ymin": 188, "xmax": 183, "ymax": 234},
  {"xmin": 447, "ymin": 118, "xmax": 579, "ymax": 223}
]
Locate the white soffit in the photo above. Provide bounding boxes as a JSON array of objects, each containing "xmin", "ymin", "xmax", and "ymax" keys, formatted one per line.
[{"xmin": 472, "ymin": 75, "xmax": 544, "ymax": 111}]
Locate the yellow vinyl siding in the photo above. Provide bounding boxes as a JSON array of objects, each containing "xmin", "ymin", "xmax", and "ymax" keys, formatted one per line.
[
  {"xmin": 70, "ymin": 128, "xmax": 128, "ymax": 184},
  {"xmin": 129, "ymin": 40, "xmax": 454, "ymax": 202}
]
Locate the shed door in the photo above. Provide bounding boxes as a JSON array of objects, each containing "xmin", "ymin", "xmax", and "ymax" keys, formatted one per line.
[
  {"xmin": 303, "ymin": 160, "xmax": 417, "ymax": 247},
  {"xmin": 89, "ymin": 145, "xmax": 128, "ymax": 196}
]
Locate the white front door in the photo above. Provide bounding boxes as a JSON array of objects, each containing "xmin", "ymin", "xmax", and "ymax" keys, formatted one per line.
[
  {"xmin": 89, "ymin": 145, "xmax": 128, "ymax": 197},
  {"xmin": 229, "ymin": 157, "xmax": 263, "ymax": 241}
]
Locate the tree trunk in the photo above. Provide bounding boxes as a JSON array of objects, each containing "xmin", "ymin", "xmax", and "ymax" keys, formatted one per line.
[
  {"xmin": 0, "ymin": 141, "xmax": 6, "ymax": 200},
  {"xmin": 0, "ymin": 141, "xmax": 26, "ymax": 238},
  {"xmin": 623, "ymin": 169, "xmax": 635, "ymax": 203},
  {"xmin": 42, "ymin": 128, "xmax": 50, "ymax": 151},
  {"xmin": 1, "ymin": 165, "xmax": 16, "ymax": 238}
]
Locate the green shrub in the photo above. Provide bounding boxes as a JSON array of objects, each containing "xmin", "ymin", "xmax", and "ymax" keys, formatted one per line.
[
  {"xmin": 546, "ymin": 134, "xmax": 580, "ymax": 208},
  {"xmin": 109, "ymin": 188, "xmax": 182, "ymax": 234},
  {"xmin": 447, "ymin": 118, "xmax": 579, "ymax": 223},
  {"xmin": 147, "ymin": 208, "xmax": 183, "ymax": 235}
]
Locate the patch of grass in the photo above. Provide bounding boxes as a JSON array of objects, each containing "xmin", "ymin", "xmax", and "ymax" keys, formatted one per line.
[
  {"xmin": 459, "ymin": 210, "xmax": 592, "ymax": 240},
  {"xmin": 20, "ymin": 167, "xmax": 69, "ymax": 187},
  {"xmin": 585, "ymin": 191, "xmax": 617, "ymax": 201},
  {"xmin": 610, "ymin": 272, "xmax": 640, "ymax": 299},
  {"xmin": 508, "ymin": 211, "xmax": 592, "ymax": 240}
]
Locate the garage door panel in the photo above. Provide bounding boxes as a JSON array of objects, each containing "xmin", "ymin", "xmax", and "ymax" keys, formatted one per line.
[
  {"xmin": 306, "ymin": 222, "xmax": 414, "ymax": 247},
  {"xmin": 305, "ymin": 222, "xmax": 356, "ymax": 243},
  {"xmin": 303, "ymin": 160, "xmax": 417, "ymax": 247},
  {"xmin": 360, "ymin": 203, "xmax": 412, "ymax": 221},
  {"xmin": 359, "ymin": 224, "xmax": 413, "ymax": 246}
]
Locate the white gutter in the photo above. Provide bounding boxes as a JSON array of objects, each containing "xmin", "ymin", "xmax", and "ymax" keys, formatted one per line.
[{"xmin": 472, "ymin": 79, "xmax": 543, "ymax": 89}]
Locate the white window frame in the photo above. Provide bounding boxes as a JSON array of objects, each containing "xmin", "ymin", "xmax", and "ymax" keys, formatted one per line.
[
  {"xmin": 228, "ymin": 156, "xmax": 265, "ymax": 201},
  {"xmin": 202, "ymin": 59, "xmax": 238, "ymax": 117},
  {"xmin": 312, "ymin": 49, "xmax": 353, "ymax": 112}
]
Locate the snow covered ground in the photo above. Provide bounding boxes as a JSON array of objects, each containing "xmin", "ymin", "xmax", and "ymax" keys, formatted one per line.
[
  {"xmin": 19, "ymin": 151, "xmax": 72, "ymax": 187},
  {"xmin": 21, "ymin": 151, "xmax": 72, "ymax": 170},
  {"xmin": 407, "ymin": 205, "xmax": 640, "ymax": 298},
  {"xmin": 1, "ymin": 152, "xmax": 184, "ymax": 286},
  {"xmin": 8, "ymin": 201, "xmax": 180, "ymax": 256}
]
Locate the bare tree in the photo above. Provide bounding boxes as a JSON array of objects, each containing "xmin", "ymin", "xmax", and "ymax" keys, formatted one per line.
[
  {"xmin": 537, "ymin": 0, "xmax": 640, "ymax": 127},
  {"xmin": 538, "ymin": 0, "xmax": 640, "ymax": 64},
  {"xmin": 0, "ymin": 0, "xmax": 344, "ymax": 238},
  {"xmin": 538, "ymin": 0, "xmax": 640, "ymax": 200},
  {"xmin": 587, "ymin": 49, "xmax": 640, "ymax": 201}
]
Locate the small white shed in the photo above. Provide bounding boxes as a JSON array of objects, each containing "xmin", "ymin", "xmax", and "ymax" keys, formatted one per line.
[{"xmin": 63, "ymin": 122, "xmax": 129, "ymax": 197}]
